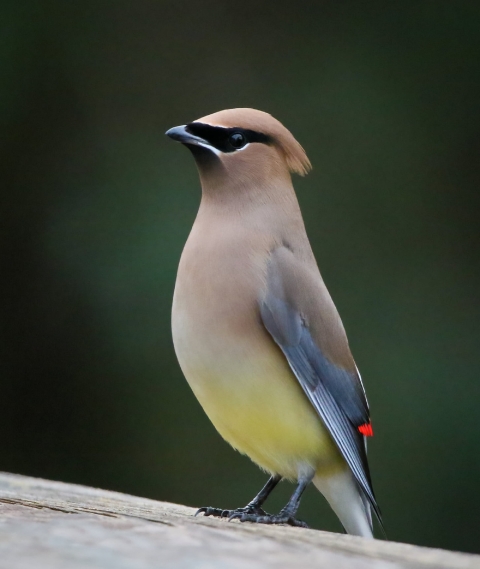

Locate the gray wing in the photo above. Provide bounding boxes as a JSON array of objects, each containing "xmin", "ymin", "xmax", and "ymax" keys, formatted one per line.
[{"xmin": 260, "ymin": 246, "xmax": 381, "ymax": 522}]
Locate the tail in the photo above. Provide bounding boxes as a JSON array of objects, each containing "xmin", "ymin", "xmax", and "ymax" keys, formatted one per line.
[{"xmin": 314, "ymin": 468, "xmax": 374, "ymax": 538}]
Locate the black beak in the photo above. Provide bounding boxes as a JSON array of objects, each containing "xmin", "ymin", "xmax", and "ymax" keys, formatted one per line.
[{"xmin": 165, "ymin": 125, "xmax": 209, "ymax": 148}]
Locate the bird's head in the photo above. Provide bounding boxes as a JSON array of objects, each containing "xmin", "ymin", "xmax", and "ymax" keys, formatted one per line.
[{"xmin": 166, "ymin": 108, "xmax": 311, "ymax": 196}]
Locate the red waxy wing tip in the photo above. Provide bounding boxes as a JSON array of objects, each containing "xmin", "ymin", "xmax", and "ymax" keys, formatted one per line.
[{"xmin": 358, "ymin": 422, "xmax": 374, "ymax": 437}]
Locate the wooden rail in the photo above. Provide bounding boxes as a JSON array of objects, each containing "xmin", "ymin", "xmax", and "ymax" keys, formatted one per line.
[{"xmin": 0, "ymin": 472, "xmax": 478, "ymax": 568}]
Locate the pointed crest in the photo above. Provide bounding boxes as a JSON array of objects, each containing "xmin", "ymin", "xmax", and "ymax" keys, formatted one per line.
[{"xmin": 197, "ymin": 108, "xmax": 312, "ymax": 176}]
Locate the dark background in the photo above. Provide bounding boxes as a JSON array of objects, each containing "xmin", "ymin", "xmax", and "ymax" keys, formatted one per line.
[{"xmin": 2, "ymin": 0, "xmax": 480, "ymax": 553}]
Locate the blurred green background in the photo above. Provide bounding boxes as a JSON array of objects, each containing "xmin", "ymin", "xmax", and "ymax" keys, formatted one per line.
[{"xmin": 1, "ymin": 0, "xmax": 480, "ymax": 554}]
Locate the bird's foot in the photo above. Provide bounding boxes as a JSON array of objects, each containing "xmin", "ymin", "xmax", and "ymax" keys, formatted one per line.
[
  {"xmin": 195, "ymin": 505, "xmax": 268, "ymax": 520},
  {"xmin": 228, "ymin": 510, "xmax": 308, "ymax": 528}
]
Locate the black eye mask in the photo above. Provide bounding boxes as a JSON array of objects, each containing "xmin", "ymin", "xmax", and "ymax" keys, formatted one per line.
[{"xmin": 185, "ymin": 122, "xmax": 272, "ymax": 153}]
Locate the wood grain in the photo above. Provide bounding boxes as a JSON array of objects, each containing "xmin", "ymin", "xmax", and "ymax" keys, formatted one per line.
[{"xmin": 0, "ymin": 472, "xmax": 478, "ymax": 569}]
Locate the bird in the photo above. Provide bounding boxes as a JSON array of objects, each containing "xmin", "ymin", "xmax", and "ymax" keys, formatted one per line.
[{"xmin": 166, "ymin": 108, "xmax": 381, "ymax": 537}]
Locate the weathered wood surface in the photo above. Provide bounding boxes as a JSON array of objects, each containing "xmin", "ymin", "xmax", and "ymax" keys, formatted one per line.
[{"xmin": 0, "ymin": 473, "xmax": 478, "ymax": 569}]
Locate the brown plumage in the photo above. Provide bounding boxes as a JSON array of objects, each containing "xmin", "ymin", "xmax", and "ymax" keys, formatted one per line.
[
  {"xmin": 199, "ymin": 108, "xmax": 312, "ymax": 176},
  {"xmin": 167, "ymin": 108, "xmax": 380, "ymax": 537}
]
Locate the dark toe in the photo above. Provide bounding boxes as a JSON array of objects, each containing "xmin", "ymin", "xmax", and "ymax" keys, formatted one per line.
[
  {"xmin": 195, "ymin": 507, "xmax": 226, "ymax": 518},
  {"xmin": 228, "ymin": 512, "xmax": 308, "ymax": 528},
  {"xmin": 288, "ymin": 517, "xmax": 309, "ymax": 528}
]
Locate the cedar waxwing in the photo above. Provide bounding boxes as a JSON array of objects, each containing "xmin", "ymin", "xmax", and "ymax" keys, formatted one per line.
[{"xmin": 166, "ymin": 108, "xmax": 382, "ymax": 537}]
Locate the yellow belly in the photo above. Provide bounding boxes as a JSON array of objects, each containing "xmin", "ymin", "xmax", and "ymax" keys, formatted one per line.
[{"xmin": 173, "ymin": 314, "xmax": 344, "ymax": 479}]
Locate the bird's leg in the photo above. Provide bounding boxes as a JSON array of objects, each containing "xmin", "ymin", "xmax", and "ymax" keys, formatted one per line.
[
  {"xmin": 238, "ymin": 474, "xmax": 281, "ymax": 515},
  {"xmin": 228, "ymin": 474, "xmax": 312, "ymax": 528},
  {"xmin": 196, "ymin": 475, "xmax": 281, "ymax": 519}
]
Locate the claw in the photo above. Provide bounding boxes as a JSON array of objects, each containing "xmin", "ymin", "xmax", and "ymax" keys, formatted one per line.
[
  {"xmin": 195, "ymin": 505, "xmax": 307, "ymax": 528},
  {"xmin": 229, "ymin": 512, "xmax": 308, "ymax": 528},
  {"xmin": 195, "ymin": 507, "xmax": 224, "ymax": 518},
  {"xmin": 196, "ymin": 505, "xmax": 269, "ymax": 519}
]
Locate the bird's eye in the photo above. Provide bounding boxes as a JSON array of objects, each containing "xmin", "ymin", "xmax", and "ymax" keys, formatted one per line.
[{"xmin": 229, "ymin": 132, "xmax": 247, "ymax": 149}]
